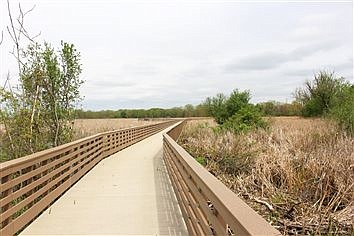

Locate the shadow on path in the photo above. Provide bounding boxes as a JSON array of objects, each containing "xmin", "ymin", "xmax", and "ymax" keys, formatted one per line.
[{"xmin": 153, "ymin": 149, "xmax": 188, "ymax": 236}]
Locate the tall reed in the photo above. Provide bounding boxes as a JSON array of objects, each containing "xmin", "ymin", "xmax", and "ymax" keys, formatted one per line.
[{"xmin": 179, "ymin": 117, "xmax": 353, "ymax": 235}]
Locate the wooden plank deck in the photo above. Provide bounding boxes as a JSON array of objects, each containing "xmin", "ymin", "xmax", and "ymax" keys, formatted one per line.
[{"xmin": 20, "ymin": 126, "xmax": 187, "ymax": 235}]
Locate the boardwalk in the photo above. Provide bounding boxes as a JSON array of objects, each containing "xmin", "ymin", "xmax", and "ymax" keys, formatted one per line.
[
  {"xmin": 20, "ymin": 126, "xmax": 187, "ymax": 235},
  {"xmin": 1, "ymin": 120, "xmax": 280, "ymax": 235}
]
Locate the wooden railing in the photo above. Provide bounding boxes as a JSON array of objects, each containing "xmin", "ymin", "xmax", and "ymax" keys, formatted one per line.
[
  {"xmin": 163, "ymin": 121, "xmax": 281, "ymax": 235},
  {"xmin": 0, "ymin": 120, "xmax": 177, "ymax": 235}
]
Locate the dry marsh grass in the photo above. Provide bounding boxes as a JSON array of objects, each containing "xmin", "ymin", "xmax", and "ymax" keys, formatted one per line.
[
  {"xmin": 0, "ymin": 119, "xmax": 160, "ymax": 141},
  {"xmin": 73, "ymin": 118, "xmax": 160, "ymax": 140},
  {"xmin": 179, "ymin": 117, "xmax": 353, "ymax": 235},
  {"xmin": 0, "ymin": 119, "xmax": 160, "ymax": 161}
]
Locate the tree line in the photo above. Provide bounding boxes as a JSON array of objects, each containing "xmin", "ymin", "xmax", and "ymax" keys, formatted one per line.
[
  {"xmin": 75, "ymin": 104, "xmax": 209, "ymax": 119},
  {"xmin": 76, "ymin": 99, "xmax": 303, "ymax": 119}
]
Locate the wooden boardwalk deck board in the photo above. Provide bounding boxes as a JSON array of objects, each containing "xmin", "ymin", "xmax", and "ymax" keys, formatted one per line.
[{"xmin": 20, "ymin": 126, "xmax": 187, "ymax": 235}]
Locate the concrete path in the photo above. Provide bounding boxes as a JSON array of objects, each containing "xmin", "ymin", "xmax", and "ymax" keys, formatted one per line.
[{"xmin": 21, "ymin": 126, "xmax": 188, "ymax": 235}]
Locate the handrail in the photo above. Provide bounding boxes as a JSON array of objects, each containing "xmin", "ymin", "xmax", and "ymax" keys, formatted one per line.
[
  {"xmin": 0, "ymin": 120, "xmax": 177, "ymax": 236},
  {"xmin": 163, "ymin": 121, "xmax": 281, "ymax": 235}
]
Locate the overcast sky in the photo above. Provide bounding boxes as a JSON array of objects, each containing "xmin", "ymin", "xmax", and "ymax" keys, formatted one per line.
[{"xmin": 1, "ymin": 0, "xmax": 353, "ymax": 110}]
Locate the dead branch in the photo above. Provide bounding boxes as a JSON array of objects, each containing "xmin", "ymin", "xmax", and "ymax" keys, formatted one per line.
[
  {"xmin": 17, "ymin": 3, "xmax": 38, "ymax": 43},
  {"xmin": 7, "ymin": 0, "xmax": 21, "ymax": 74},
  {"xmin": 6, "ymin": 0, "xmax": 38, "ymax": 73},
  {"xmin": 0, "ymin": 31, "xmax": 3, "ymax": 45},
  {"xmin": 253, "ymin": 197, "xmax": 275, "ymax": 212}
]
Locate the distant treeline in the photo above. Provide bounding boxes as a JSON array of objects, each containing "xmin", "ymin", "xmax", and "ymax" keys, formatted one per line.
[
  {"xmin": 76, "ymin": 101, "xmax": 303, "ymax": 119},
  {"xmin": 257, "ymin": 101, "xmax": 302, "ymax": 116},
  {"xmin": 76, "ymin": 104, "xmax": 209, "ymax": 119}
]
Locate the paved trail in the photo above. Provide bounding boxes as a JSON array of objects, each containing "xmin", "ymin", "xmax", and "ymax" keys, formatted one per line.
[{"xmin": 21, "ymin": 125, "xmax": 187, "ymax": 235}]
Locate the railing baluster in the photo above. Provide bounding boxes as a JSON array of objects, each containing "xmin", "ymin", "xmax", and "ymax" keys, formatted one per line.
[{"xmin": 1, "ymin": 174, "xmax": 13, "ymax": 228}]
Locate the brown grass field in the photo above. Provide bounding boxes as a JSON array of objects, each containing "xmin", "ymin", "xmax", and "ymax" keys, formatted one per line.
[
  {"xmin": 0, "ymin": 119, "xmax": 161, "ymax": 140},
  {"xmin": 73, "ymin": 118, "xmax": 160, "ymax": 140},
  {"xmin": 178, "ymin": 117, "xmax": 354, "ymax": 235},
  {"xmin": 0, "ymin": 118, "xmax": 162, "ymax": 162}
]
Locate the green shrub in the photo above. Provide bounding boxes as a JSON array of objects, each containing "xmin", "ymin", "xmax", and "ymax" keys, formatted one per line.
[
  {"xmin": 329, "ymin": 85, "xmax": 354, "ymax": 134},
  {"xmin": 204, "ymin": 93, "xmax": 229, "ymax": 124},
  {"xmin": 225, "ymin": 90, "xmax": 251, "ymax": 119},
  {"xmin": 204, "ymin": 89, "xmax": 268, "ymax": 133},
  {"xmin": 222, "ymin": 105, "xmax": 268, "ymax": 133},
  {"xmin": 204, "ymin": 90, "xmax": 250, "ymax": 125}
]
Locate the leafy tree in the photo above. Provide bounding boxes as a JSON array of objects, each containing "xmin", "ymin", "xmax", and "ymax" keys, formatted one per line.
[
  {"xmin": 225, "ymin": 89, "xmax": 251, "ymax": 118},
  {"xmin": 295, "ymin": 70, "xmax": 353, "ymax": 134},
  {"xmin": 295, "ymin": 71, "xmax": 345, "ymax": 117},
  {"xmin": 204, "ymin": 93, "xmax": 228, "ymax": 124},
  {"xmin": 184, "ymin": 104, "xmax": 195, "ymax": 117},
  {"xmin": 204, "ymin": 90, "xmax": 251, "ymax": 125},
  {"xmin": 120, "ymin": 110, "xmax": 127, "ymax": 118},
  {"xmin": 1, "ymin": 42, "xmax": 83, "ymax": 160}
]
